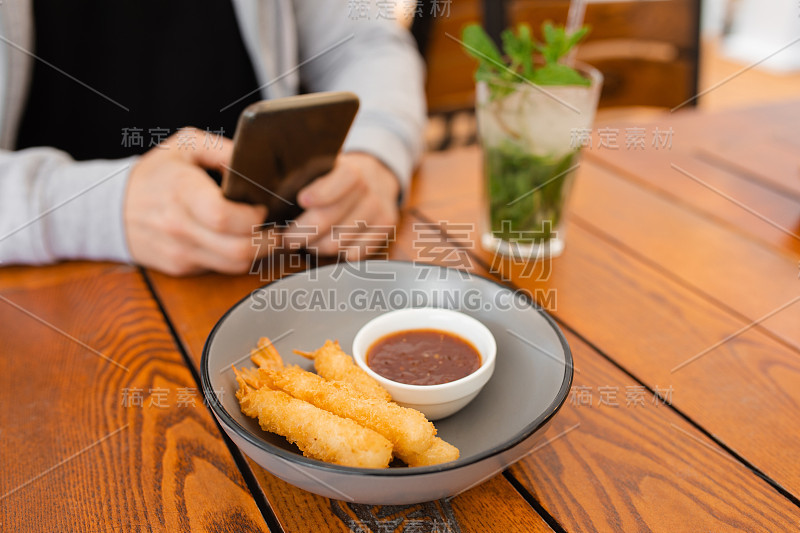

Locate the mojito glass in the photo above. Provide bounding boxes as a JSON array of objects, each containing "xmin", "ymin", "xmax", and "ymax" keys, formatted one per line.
[{"xmin": 477, "ymin": 63, "xmax": 602, "ymax": 258}]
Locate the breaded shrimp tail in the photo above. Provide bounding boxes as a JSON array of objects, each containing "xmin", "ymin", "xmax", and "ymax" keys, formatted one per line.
[
  {"xmin": 295, "ymin": 340, "xmax": 392, "ymax": 402},
  {"xmin": 250, "ymin": 336, "xmax": 284, "ymax": 371},
  {"xmin": 233, "ymin": 365, "xmax": 268, "ymax": 392}
]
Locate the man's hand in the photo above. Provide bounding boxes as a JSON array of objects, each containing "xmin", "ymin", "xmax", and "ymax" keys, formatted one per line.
[
  {"xmin": 124, "ymin": 128, "xmax": 269, "ymax": 276},
  {"xmin": 286, "ymin": 152, "xmax": 400, "ymax": 259}
]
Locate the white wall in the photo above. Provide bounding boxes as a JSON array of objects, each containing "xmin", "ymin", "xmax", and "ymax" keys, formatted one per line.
[{"xmin": 703, "ymin": 0, "xmax": 800, "ymax": 72}]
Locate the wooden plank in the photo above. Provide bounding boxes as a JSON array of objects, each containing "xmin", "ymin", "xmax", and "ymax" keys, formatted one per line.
[
  {"xmin": 424, "ymin": 0, "xmax": 481, "ymax": 113},
  {"xmin": 569, "ymin": 159, "xmax": 800, "ymax": 351},
  {"xmin": 408, "ymin": 147, "xmax": 800, "ymax": 499},
  {"xmin": 697, "ymin": 140, "xmax": 800, "ymax": 200},
  {"xmin": 582, "ymin": 57, "xmax": 696, "ymax": 109},
  {"xmin": 246, "ymin": 463, "xmax": 553, "ymax": 533},
  {"xmin": 145, "ymin": 212, "xmax": 553, "ymax": 533},
  {"xmin": 511, "ymin": 0, "xmax": 699, "ymax": 47},
  {"xmin": 512, "ymin": 330, "xmax": 800, "ymax": 532},
  {"xmin": 696, "ymin": 101, "xmax": 800, "ymax": 168},
  {"xmin": 582, "ymin": 122, "xmax": 800, "ymax": 258},
  {"xmin": 0, "ymin": 261, "xmax": 124, "ymax": 292},
  {"xmin": 627, "ymin": 101, "xmax": 800, "ymax": 198},
  {"xmin": 0, "ymin": 266, "xmax": 269, "ymax": 532}
]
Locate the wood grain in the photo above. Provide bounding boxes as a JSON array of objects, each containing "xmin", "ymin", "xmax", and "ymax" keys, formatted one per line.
[
  {"xmin": 423, "ymin": 0, "xmax": 481, "ymax": 113},
  {"xmin": 408, "ymin": 147, "xmax": 800, "ymax": 508},
  {"xmin": 511, "ymin": 0, "xmax": 699, "ymax": 47},
  {"xmin": 682, "ymin": 102, "xmax": 800, "ymax": 198},
  {"xmin": 588, "ymin": 102, "xmax": 800, "ymax": 198},
  {"xmin": 145, "ymin": 211, "xmax": 554, "ymax": 533},
  {"xmin": 512, "ymin": 330, "xmax": 800, "ymax": 532},
  {"xmin": 246, "ymin": 460, "xmax": 553, "ymax": 533},
  {"xmin": 569, "ymin": 159, "xmax": 800, "ymax": 351},
  {"xmin": 581, "ymin": 119, "xmax": 800, "ymax": 258},
  {"xmin": 0, "ymin": 261, "xmax": 125, "ymax": 292},
  {"xmin": 0, "ymin": 268, "xmax": 268, "ymax": 532}
]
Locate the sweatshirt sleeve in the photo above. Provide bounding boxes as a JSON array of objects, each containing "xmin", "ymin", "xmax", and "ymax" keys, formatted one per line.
[
  {"xmin": 0, "ymin": 147, "xmax": 136, "ymax": 265},
  {"xmin": 290, "ymin": 0, "xmax": 427, "ymax": 191}
]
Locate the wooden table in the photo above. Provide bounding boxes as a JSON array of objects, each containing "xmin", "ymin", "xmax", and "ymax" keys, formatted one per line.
[{"xmin": 2, "ymin": 101, "xmax": 800, "ymax": 532}]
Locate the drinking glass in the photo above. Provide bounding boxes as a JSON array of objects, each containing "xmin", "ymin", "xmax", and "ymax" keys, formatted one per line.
[{"xmin": 476, "ymin": 63, "xmax": 603, "ymax": 258}]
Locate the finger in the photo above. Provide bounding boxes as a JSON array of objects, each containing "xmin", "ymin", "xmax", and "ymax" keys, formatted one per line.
[
  {"xmin": 146, "ymin": 209, "xmax": 269, "ymax": 275},
  {"xmin": 179, "ymin": 206, "xmax": 281, "ymax": 271},
  {"xmin": 127, "ymin": 213, "xmax": 207, "ymax": 276},
  {"xmin": 181, "ymin": 170, "xmax": 267, "ymax": 235},
  {"xmin": 296, "ymin": 162, "xmax": 363, "ymax": 209},
  {"xmin": 179, "ymin": 224, "xmax": 262, "ymax": 274},
  {"xmin": 286, "ymin": 188, "xmax": 363, "ymax": 250},
  {"xmin": 164, "ymin": 127, "xmax": 234, "ymax": 172},
  {"xmin": 302, "ymin": 202, "xmax": 396, "ymax": 257},
  {"xmin": 186, "ymin": 241, "xmax": 256, "ymax": 274}
]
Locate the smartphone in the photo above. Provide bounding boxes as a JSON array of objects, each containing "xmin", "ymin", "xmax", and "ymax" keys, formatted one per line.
[{"xmin": 221, "ymin": 91, "xmax": 360, "ymax": 225}]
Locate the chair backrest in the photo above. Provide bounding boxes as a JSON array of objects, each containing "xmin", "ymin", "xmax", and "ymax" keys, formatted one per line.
[
  {"xmin": 419, "ymin": 0, "xmax": 701, "ymax": 113},
  {"xmin": 419, "ymin": 0, "xmax": 483, "ymax": 113}
]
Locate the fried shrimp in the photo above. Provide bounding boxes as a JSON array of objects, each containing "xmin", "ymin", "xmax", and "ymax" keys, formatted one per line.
[
  {"xmin": 293, "ymin": 342, "xmax": 462, "ymax": 466},
  {"xmin": 234, "ymin": 368, "xmax": 392, "ymax": 468},
  {"xmin": 250, "ymin": 336, "xmax": 284, "ymax": 371},
  {"xmin": 236, "ymin": 365, "xmax": 267, "ymax": 390},
  {"xmin": 295, "ymin": 340, "xmax": 392, "ymax": 402},
  {"xmin": 399, "ymin": 437, "xmax": 460, "ymax": 467},
  {"xmin": 235, "ymin": 338, "xmax": 460, "ymax": 468},
  {"xmin": 266, "ymin": 365, "xmax": 436, "ymax": 457}
]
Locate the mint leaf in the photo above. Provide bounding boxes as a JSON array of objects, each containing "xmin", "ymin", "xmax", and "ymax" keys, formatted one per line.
[
  {"xmin": 530, "ymin": 63, "xmax": 591, "ymax": 86},
  {"xmin": 462, "ymin": 21, "xmax": 591, "ymax": 89},
  {"xmin": 567, "ymin": 26, "xmax": 590, "ymax": 50},
  {"xmin": 538, "ymin": 21, "xmax": 589, "ymax": 65},
  {"xmin": 501, "ymin": 24, "xmax": 535, "ymax": 78},
  {"xmin": 540, "ymin": 22, "xmax": 565, "ymax": 63},
  {"xmin": 462, "ymin": 24, "xmax": 504, "ymax": 69}
]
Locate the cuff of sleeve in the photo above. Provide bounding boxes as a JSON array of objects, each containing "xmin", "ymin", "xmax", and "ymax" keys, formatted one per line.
[
  {"xmin": 343, "ymin": 123, "xmax": 415, "ymax": 194},
  {"xmin": 46, "ymin": 157, "xmax": 137, "ymax": 262}
]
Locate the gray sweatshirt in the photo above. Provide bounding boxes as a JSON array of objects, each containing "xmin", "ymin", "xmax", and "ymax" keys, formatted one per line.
[{"xmin": 0, "ymin": 0, "xmax": 426, "ymax": 265}]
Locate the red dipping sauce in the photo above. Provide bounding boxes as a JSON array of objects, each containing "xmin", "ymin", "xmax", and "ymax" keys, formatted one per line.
[{"xmin": 366, "ymin": 329, "xmax": 482, "ymax": 386}]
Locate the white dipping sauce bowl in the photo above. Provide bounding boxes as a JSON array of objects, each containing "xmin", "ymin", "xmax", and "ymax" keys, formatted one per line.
[{"xmin": 352, "ymin": 308, "xmax": 497, "ymax": 420}]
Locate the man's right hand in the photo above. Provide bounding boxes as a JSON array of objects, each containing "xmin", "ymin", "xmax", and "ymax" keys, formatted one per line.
[{"xmin": 124, "ymin": 128, "xmax": 269, "ymax": 276}]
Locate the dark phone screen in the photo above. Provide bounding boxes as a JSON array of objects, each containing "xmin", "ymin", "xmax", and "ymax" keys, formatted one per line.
[{"xmin": 221, "ymin": 93, "xmax": 359, "ymax": 225}]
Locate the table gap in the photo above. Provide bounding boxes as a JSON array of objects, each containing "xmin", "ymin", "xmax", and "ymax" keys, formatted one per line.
[
  {"xmin": 502, "ymin": 471, "xmax": 568, "ymax": 533},
  {"xmin": 693, "ymin": 150, "xmax": 800, "ymax": 204}
]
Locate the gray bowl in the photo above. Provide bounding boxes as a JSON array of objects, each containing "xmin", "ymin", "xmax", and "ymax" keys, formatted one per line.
[{"xmin": 201, "ymin": 261, "xmax": 572, "ymax": 505}]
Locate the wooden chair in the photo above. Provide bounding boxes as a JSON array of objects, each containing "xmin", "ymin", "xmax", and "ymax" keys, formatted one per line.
[
  {"xmin": 413, "ymin": 0, "xmax": 701, "ymax": 149},
  {"xmin": 509, "ymin": 0, "xmax": 701, "ymax": 109}
]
